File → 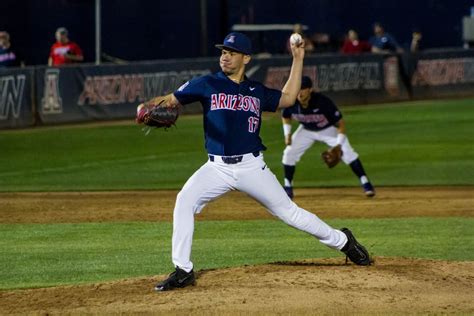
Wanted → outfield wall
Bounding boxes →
[0,68,35,129]
[1,49,473,128]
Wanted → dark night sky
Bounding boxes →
[1,0,472,65]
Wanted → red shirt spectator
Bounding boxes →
[341,30,371,54]
[48,27,83,66]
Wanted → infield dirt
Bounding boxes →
[1,187,473,315]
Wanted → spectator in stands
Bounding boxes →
[0,31,23,67]
[48,27,83,66]
[341,29,371,54]
[410,29,423,52]
[369,23,403,54]
[287,23,315,54]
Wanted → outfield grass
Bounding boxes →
[0,98,473,191]
[0,217,472,289]
[1,98,473,290]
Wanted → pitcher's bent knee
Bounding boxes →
[175,188,206,215]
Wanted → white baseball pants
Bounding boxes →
[171,152,348,272]
[282,125,359,166]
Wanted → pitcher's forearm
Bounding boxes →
[279,57,303,108]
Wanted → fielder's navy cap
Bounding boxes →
[215,32,252,55]
[301,76,313,89]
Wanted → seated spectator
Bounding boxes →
[286,23,315,54]
[369,23,403,54]
[48,27,84,66]
[0,31,22,67]
[410,29,423,52]
[341,29,371,54]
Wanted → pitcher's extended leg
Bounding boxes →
[238,157,347,250]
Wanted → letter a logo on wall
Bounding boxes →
[41,69,63,114]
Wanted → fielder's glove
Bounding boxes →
[136,101,179,129]
[321,145,342,168]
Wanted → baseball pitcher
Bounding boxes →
[136,32,372,292]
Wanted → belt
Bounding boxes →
[209,151,260,164]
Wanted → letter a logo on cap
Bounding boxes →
[227,35,235,43]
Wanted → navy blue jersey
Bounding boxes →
[174,71,282,156]
[0,47,19,67]
[282,92,342,131]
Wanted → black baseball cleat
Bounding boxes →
[340,228,372,266]
[154,267,196,291]
[284,186,294,199]
[362,182,375,197]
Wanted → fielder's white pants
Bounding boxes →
[172,152,348,272]
[282,125,359,166]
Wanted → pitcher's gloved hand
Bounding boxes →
[136,101,179,129]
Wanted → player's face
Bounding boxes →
[348,30,358,41]
[219,49,250,75]
[56,32,68,44]
[374,25,384,35]
[297,88,312,104]
[0,32,7,48]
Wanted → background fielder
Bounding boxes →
[282,76,375,198]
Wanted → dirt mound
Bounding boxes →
[1,257,473,315]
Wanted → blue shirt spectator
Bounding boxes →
[0,47,18,67]
[369,23,403,53]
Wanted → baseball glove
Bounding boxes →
[321,145,342,168]
[136,101,179,129]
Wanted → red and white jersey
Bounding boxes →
[49,41,83,66]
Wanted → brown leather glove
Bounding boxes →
[136,101,179,129]
[321,145,343,168]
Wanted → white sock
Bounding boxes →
[360,176,369,185]
[284,179,292,187]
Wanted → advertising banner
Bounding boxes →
[2,48,472,129]
[35,60,217,124]
[410,50,474,98]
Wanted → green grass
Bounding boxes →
[0,218,472,289]
[0,98,472,291]
[0,98,473,191]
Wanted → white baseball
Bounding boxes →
[290,33,303,45]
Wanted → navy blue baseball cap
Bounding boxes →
[215,32,252,55]
[301,76,313,89]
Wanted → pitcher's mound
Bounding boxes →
[2,257,473,315]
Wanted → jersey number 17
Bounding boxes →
[248,116,259,133]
